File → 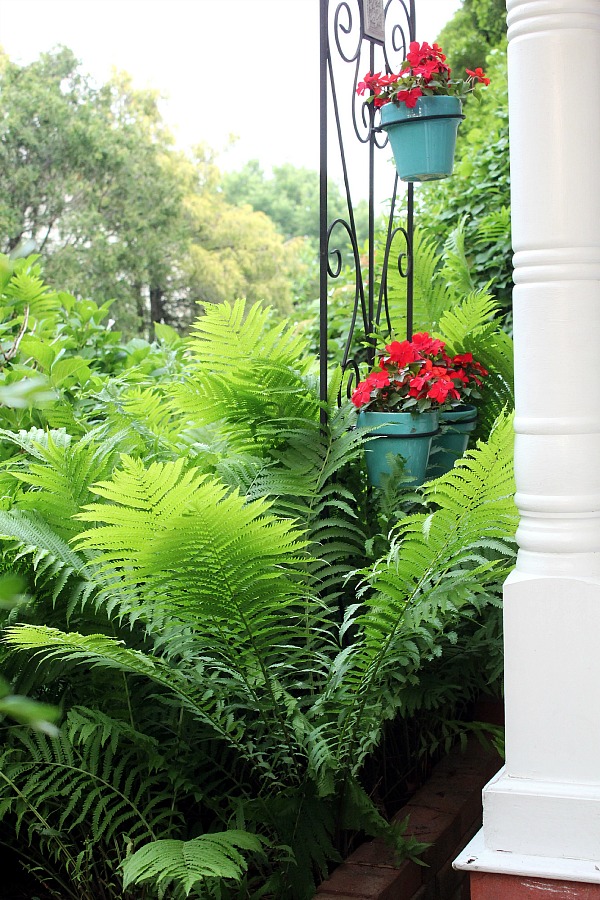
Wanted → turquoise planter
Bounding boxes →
[380,95,463,182]
[356,410,439,488]
[426,404,478,478]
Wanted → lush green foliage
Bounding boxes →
[222,160,368,248]
[0,50,311,333]
[402,2,511,316]
[415,46,510,312]
[437,0,507,77]
[0,257,515,899]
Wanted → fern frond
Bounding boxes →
[4,432,119,540]
[0,510,96,609]
[437,289,514,435]
[122,830,266,897]
[331,413,517,770]
[3,257,60,325]
[0,706,191,897]
[438,219,479,300]
[188,299,310,371]
[76,460,313,675]
[475,206,511,245]
[384,227,453,334]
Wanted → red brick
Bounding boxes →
[396,804,461,871]
[318,861,419,898]
[406,782,482,835]
[315,893,374,900]
[346,839,409,869]
[470,872,600,899]
[435,853,467,899]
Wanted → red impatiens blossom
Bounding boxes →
[452,352,473,366]
[385,340,421,367]
[466,67,490,86]
[351,370,390,407]
[412,333,445,356]
[351,380,372,407]
[351,331,487,413]
[427,379,460,404]
[406,41,437,68]
[451,353,489,387]
[357,72,381,96]
[451,368,470,386]
[396,87,422,109]
[356,39,489,110]
[412,59,443,80]
[366,370,391,390]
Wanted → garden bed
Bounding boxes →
[315,711,503,900]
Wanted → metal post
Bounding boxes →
[319,0,416,405]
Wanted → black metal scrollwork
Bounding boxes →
[320,0,416,406]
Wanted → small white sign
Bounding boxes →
[363,0,385,44]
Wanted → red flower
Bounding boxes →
[451,368,470,386]
[466,67,490,86]
[413,59,442,80]
[406,41,432,68]
[452,352,474,366]
[351,381,371,407]
[412,332,445,356]
[427,379,460,404]
[384,340,420,367]
[351,370,390,408]
[357,72,383,96]
[396,87,423,108]
[366,370,391,390]
[408,374,428,395]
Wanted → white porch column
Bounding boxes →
[455,0,600,889]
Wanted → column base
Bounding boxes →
[469,870,600,898]
[454,830,600,892]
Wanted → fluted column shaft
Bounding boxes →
[455,0,600,883]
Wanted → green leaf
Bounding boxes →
[121,830,266,895]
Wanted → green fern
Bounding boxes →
[330,413,517,772]
[436,289,514,436]
[437,219,479,300]
[188,299,311,372]
[0,705,192,898]
[383,227,454,335]
[171,301,320,453]
[122,830,266,898]
[1,429,120,540]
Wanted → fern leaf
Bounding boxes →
[121,830,265,896]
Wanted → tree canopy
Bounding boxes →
[411,5,511,314]
[222,160,368,247]
[0,47,311,332]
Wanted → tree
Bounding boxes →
[0,49,307,333]
[222,160,368,246]
[436,0,507,75]
[405,6,512,316]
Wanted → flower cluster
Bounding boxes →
[351,333,488,413]
[357,41,490,109]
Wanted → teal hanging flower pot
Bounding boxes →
[356,410,439,488]
[426,403,478,478]
[380,95,463,182]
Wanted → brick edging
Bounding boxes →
[314,738,502,900]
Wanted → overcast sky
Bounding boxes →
[0,0,462,200]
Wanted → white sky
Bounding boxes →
[0,0,462,200]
